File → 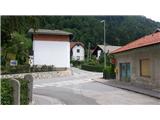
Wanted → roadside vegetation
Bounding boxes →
[1,65,56,75]
[1,79,29,105]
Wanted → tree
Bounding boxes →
[1,32,32,65]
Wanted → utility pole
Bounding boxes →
[101,20,106,68]
[87,42,90,62]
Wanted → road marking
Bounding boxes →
[34,79,93,88]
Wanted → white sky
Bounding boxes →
[145,16,160,22]
[0,0,160,23]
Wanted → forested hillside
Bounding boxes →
[1,16,160,65]
[2,16,160,48]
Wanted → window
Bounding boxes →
[77,49,80,53]
[140,59,151,77]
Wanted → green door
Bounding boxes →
[120,63,131,82]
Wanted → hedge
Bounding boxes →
[1,65,55,75]
[1,78,29,105]
[1,79,14,105]
[103,65,116,79]
[81,64,104,72]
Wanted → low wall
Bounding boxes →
[1,69,72,80]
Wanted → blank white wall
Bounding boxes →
[33,40,70,68]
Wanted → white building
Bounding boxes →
[29,28,73,68]
[92,45,121,59]
[70,42,85,61]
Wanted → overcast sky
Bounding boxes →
[145,16,160,22]
[1,0,160,23]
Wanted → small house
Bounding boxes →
[112,29,160,89]
[70,42,85,61]
[92,45,121,59]
[29,29,73,68]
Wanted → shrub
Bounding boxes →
[103,65,115,79]
[31,65,55,72]
[87,59,98,65]
[41,65,48,72]
[1,78,30,105]
[81,64,104,72]
[16,64,30,73]
[71,60,84,67]
[1,79,14,105]
[47,65,55,71]
[1,64,56,74]
[2,64,30,74]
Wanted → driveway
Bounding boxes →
[33,67,160,105]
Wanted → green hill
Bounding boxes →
[2,16,160,48]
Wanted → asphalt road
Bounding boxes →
[33,67,160,105]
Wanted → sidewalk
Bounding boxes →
[94,78,160,99]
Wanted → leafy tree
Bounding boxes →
[1,16,160,66]
[2,32,32,65]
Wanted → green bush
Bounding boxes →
[87,59,98,65]
[81,64,104,72]
[1,79,14,105]
[31,65,55,72]
[1,64,55,74]
[1,64,30,74]
[16,64,30,73]
[71,60,84,67]
[41,65,48,72]
[103,65,115,79]
[1,78,29,105]
[47,65,55,71]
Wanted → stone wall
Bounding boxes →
[1,69,72,80]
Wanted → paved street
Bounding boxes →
[33,67,160,105]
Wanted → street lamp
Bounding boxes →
[101,20,106,68]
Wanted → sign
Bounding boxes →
[10,60,18,66]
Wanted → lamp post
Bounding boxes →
[101,20,106,68]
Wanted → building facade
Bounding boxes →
[70,42,85,61]
[92,45,121,59]
[29,29,73,68]
[112,30,160,89]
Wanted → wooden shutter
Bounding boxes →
[140,59,151,77]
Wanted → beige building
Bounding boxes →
[112,30,160,89]
[92,45,121,59]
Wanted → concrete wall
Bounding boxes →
[33,40,70,68]
[71,45,85,61]
[115,44,160,88]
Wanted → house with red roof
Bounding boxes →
[112,29,160,89]
[70,42,85,61]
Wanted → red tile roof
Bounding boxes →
[112,31,160,54]
[70,42,84,49]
